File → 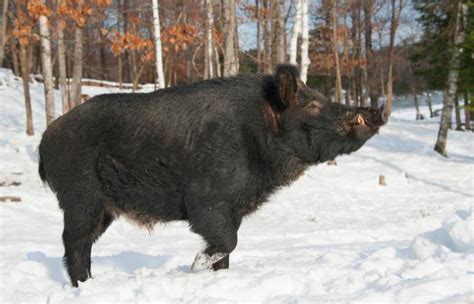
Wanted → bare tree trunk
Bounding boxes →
[300,0,310,83]
[233,10,239,69]
[263,0,272,73]
[289,0,301,65]
[0,0,9,66]
[99,23,107,79]
[435,2,466,157]
[131,49,138,91]
[426,91,434,118]
[29,44,37,75]
[256,0,262,72]
[223,0,239,76]
[464,90,471,130]
[350,0,360,106]
[20,44,33,135]
[331,0,342,103]
[345,81,351,106]
[152,0,165,88]
[117,0,123,89]
[380,57,385,99]
[214,45,221,77]
[351,76,357,105]
[57,17,69,114]
[274,0,285,64]
[204,0,214,79]
[362,0,372,107]
[454,93,463,130]
[412,87,422,120]
[70,25,83,109]
[11,41,20,76]
[123,0,131,83]
[385,0,404,116]
[38,11,55,125]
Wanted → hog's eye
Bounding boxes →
[304,101,324,116]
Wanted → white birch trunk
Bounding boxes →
[205,0,214,79]
[289,0,302,65]
[38,14,55,125]
[385,0,404,115]
[300,0,310,83]
[435,2,467,157]
[20,44,33,135]
[274,0,286,64]
[152,0,165,88]
[70,26,83,108]
[332,0,342,103]
[223,0,239,76]
[57,11,69,114]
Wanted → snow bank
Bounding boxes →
[409,208,473,260]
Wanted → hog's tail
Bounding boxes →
[38,152,47,183]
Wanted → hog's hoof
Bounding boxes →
[191,251,227,271]
[69,268,90,287]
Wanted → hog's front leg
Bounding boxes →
[188,200,240,271]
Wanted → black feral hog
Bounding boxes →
[38,65,386,287]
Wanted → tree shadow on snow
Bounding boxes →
[27,251,172,284]
[27,251,68,284]
[353,154,473,197]
[92,251,171,274]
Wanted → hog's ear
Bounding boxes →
[275,64,300,109]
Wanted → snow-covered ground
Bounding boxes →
[0,69,473,303]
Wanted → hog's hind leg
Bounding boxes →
[60,191,113,287]
[82,210,114,279]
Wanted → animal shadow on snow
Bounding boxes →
[27,251,172,284]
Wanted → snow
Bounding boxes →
[0,68,473,303]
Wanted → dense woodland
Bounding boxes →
[0,0,472,156]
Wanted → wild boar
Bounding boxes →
[38,65,387,287]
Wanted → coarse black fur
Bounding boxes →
[38,65,387,287]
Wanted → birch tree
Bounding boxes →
[70,25,83,108]
[37,4,55,125]
[263,0,272,73]
[300,0,310,83]
[434,1,467,157]
[20,44,33,135]
[0,0,9,66]
[362,0,372,107]
[385,0,404,115]
[57,5,68,114]
[223,0,239,76]
[289,0,302,65]
[255,0,262,72]
[12,0,33,134]
[274,0,285,64]
[151,0,165,88]
[204,0,214,79]
[331,0,342,103]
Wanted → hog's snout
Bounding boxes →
[378,104,388,125]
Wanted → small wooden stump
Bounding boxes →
[0,196,21,203]
[379,175,386,186]
[0,181,21,187]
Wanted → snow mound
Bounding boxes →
[409,208,474,260]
